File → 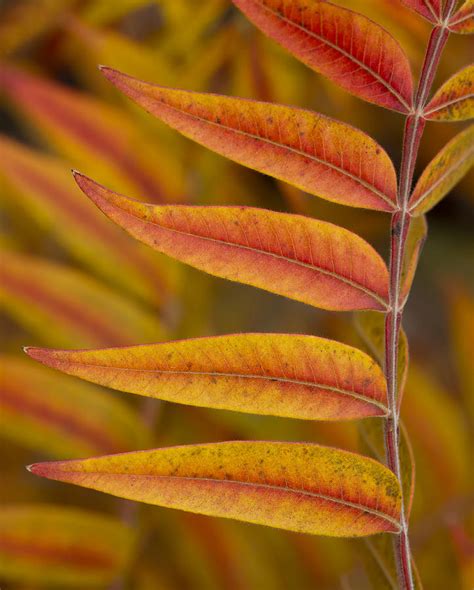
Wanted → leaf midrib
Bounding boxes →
[449,9,474,27]
[50,468,401,531]
[425,92,474,117]
[49,358,388,412]
[256,0,412,113]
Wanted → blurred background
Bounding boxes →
[0,1,472,588]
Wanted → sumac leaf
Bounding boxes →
[28,441,402,537]
[401,0,441,22]
[0,356,150,458]
[25,333,388,421]
[358,420,415,518]
[361,534,423,590]
[354,311,409,405]
[424,64,474,122]
[75,174,390,311]
[448,285,474,416]
[409,125,474,215]
[400,215,428,303]
[448,1,474,34]
[100,67,398,211]
[232,0,414,113]
[403,364,470,503]
[0,504,134,587]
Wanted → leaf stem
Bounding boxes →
[384,3,457,588]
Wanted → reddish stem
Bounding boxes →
[384,2,457,588]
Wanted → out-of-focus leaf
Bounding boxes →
[361,533,423,590]
[67,16,236,95]
[0,355,150,458]
[402,364,470,506]
[401,215,428,303]
[448,1,474,34]
[409,125,474,215]
[0,64,186,203]
[448,521,474,590]
[401,0,441,22]
[79,0,152,24]
[0,136,170,305]
[0,0,75,55]
[75,174,390,311]
[232,0,414,113]
[159,0,227,57]
[28,441,402,537]
[26,333,388,420]
[65,16,176,88]
[0,249,164,348]
[100,67,398,212]
[354,311,409,403]
[358,420,415,517]
[447,285,474,420]
[0,504,134,587]
[424,64,474,122]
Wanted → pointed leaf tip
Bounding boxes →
[75,175,390,312]
[99,68,397,211]
[24,346,51,363]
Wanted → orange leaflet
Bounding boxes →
[354,311,409,404]
[358,420,415,518]
[448,1,474,34]
[401,0,441,22]
[424,64,474,122]
[100,67,397,211]
[232,0,414,113]
[409,125,474,215]
[25,333,388,421]
[400,215,428,303]
[74,174,390,311]
[0,504,133,586]
[1,356,150,458]
[27,441,402,537]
